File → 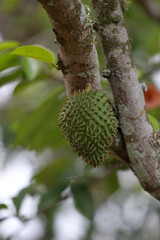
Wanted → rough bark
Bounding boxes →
[37,0,160,199]
[92,0,160,200]
[38,0,130,165]
[37,0,101,95]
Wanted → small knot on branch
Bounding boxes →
[102,69,111,78]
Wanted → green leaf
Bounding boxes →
[0,52,19,71]
[21,57,41,81]
[0,41,20,51]
[13,81,30,95]
[148,107,160,122]
[14,85,66,150]
[13,185,35,215]
[38,182,68,212]
[0,218,7,222]
[148,113,159,131]
[34,158,73,213]
[2,0,20,12]
[33,158,71,188]
[71,181,94,221]
[105,170,119,196]
[0,204,8,210]
[0,68,22,86]
[11,45,56,66]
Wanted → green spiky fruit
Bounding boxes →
[59,90,118,167]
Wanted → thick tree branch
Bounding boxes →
[37,0,130,165]
[92,0,160,200]
[135,0,160,24]
[37,0,101,95]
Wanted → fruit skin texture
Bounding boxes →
[59,90,118,167]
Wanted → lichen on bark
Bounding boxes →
[38,0,160,199]
[92,0,160,200]
[38,0,101,95]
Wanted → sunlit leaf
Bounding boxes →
[148,107,160,122]
[0,41,20,51]
[105,170,119,196]
[71,181,94,220]
[21,57,41,81]
[11,45,56,66]
[148,113,159,131]
[0,52,19,71]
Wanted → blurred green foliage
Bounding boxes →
[0,0,160,239]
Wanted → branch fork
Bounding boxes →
[38,0,160,200]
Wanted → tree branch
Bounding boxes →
[111,130,129,164]
[37,1,160,199]
[135,0,160,24]
[37,0,130,165]
[37,0,101,95]
[92,0,160,200]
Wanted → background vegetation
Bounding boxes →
[0,0,160,239]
